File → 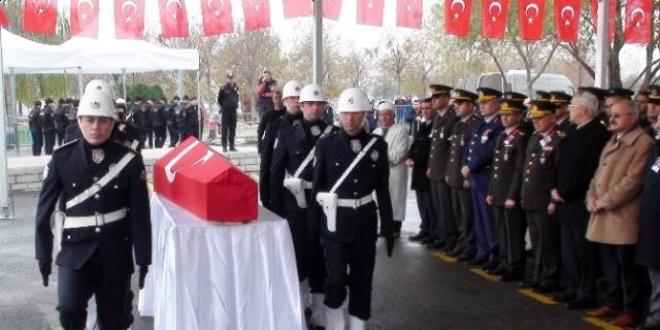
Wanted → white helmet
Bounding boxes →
[377,102,395,112]
[299,84,326,103]
[337,87,369,113]
[282,80,303,99]
[115,97,126,105]
[77,89,116,118]
[84,79,113,98]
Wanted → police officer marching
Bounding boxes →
[35,87,151,330]
[313,87,394,330]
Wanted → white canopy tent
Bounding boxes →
[1,28,81,73]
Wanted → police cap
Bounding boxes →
[606,87,634,99]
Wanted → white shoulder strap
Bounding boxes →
[292,125,333,178]
[330,137,378,194]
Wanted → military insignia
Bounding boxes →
[481,129,491,144]
[460,137,465,146]
[90,101,101,109]
[347,97,354,105]
[273,138,279,149]
[91,149,105,164]
[370,150,379,161]
[540,157,546,165]
[503,153,509,161]
[652,157,660,173]
[350,139,362,153]
[310,125,321,136]
[42,165,49,180]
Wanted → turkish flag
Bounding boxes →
[0,3,9,28]
[397,0,423,29]
[71,0,100,37]
[518,0,545,41]
[555,0,580,43]
[445,0,472,37]
[624,0,651,44]
[115,0,145,39]
[357,0,385,26]
[283,0,311,18]
[242,0,271,30]
[590,0,615,42]
[323,0,342,20]
[201,0,234,35]
[159,0,189,38]
[23,0,59,34]
[482,0,508,38]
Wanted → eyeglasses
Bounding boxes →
[610,112,635,119]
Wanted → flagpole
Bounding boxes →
[594,0,609,88]
[312,0,323,85]
[0,27,14,219]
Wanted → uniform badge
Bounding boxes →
[460,137,465,146]
[481,130,491,144]
[350,139,362,153]
[370,150,379,161]
[503,153,509,161]
[652,157,660,173]
[91,149,105,164]
[42,165,49,180]
[310,125,321,136]
[273,138,279,150]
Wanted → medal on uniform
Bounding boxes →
[440,130,444,139]
[503,152,509,161]
[460,137,465,146]
[652,157,660,173]
[481,130,491,144]
[539,139,547,147]
[540,156,546,165]
[350,139,362,153]
[310,125,321,136]
[91,149,105,164]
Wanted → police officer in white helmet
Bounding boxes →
[312,87,394,330]
[35,88,151,330]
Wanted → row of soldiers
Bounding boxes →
[408,83,660,329]
[28,98,78,156]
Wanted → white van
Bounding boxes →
[466,69,576,97]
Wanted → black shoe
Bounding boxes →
[464,257,487,266]
[440,244,456,254]
[408,232,429,241]
[230,147,238,151]
[532,282,561,293]
[565,298,597,310]
[447,247,464,257]
[426,240,445,250]
[481,261,499,272]
[486,264,507,276]
[552,292,576,303]
[500,271,524,282]
[457,252,475,262]
[518,280,539,288]
[420,236,436,245]
[222,147,228,152]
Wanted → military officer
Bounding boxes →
[503,91,533,134]
[536,91,552,101]
[270,83,334,328]
[35,88,151,330]
[259,80,303,211]
[425,84,459,251]
[29,100,44,156]
[486,99,529,280]
[519,100,564,292]
[550,91,573,132]
[636,90,651,129]
[445,89,482,262]
[312,87,393,330]
[462,87,504,269]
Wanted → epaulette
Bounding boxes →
[53,139,79,153]
[112,140,139,154]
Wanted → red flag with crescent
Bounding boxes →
[518,0,545,40]
[357,0,385,26]
[323,0,342,20]
[482,0,508,38]
[0,2,9,28]
[71,0,100,37]
[159,0,189,38]
[590,0,615,42]
[445,0,472,37]
[555,0,580,42]
[24,0,59,34]
[397,0,422,29]
[283,0,311,18]
[114,0,145,38]
[624,0,651,44]
[242,0,271,30]
[201,0,234,35]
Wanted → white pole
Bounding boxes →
[312,0,323,85]
[0,28,14,219]
[77,67,83,98]
[594,0,609,88]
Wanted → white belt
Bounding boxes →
[63,208,127,229]
[286,171,313,189]
[337,195,373,208]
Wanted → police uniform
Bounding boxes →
[520,101,564,291]
[218,75,240,151]
[445,90,482,261]
[257,105,285,154]
[43,99,57,155]
[35,90,151,330]
[152,100,168,148]
[28,103,44,156]
[427,84,460,250]
[55,99,70,146]
[407,114,435,242]
[465,88,504,267]
[166,98,180,147]
[487,101,529,280]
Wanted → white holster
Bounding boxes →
[283,177,308,208]
[51,211,65,253]
[316,192,338,232]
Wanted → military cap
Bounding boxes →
[499,100,526,115]
[477,87,502,103]
[535,91,552,101]
[606,87,634,99]
[429,84,452,97]
[503,91,528,102]
[549,91,572,105]
[648,85,660,104]
[527,100,559,119]
[578,87,606,101]
[451,89,478,103]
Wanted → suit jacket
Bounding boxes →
[586,127,654,244]
[488,126,529,206]
[35,139,151,279]
[407,120,433,191]
[464,115,503,191]
[428,108,459,181]
[521,126,564,211]
[373,124,409,220]
[636,145,660,267]
[446,115,482,189]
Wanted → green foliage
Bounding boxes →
[119,83,166,101]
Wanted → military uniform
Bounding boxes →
[407,119,436,241]
[28,104,44,156]
[35,137,151,329]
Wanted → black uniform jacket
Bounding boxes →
[35,139,151,279]
[407,120,433,191]
[636,144,660,268]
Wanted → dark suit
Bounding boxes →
[408,120,435,238]
[521,126,564,285]
[312,129,392,320]
[428,108,459,247]
[35,139,151,329]
[489,126,529,274]
[446,115,482,257]
[555,119,609,301]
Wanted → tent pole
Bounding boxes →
[312,0,323,85]
[10,68,18,156]
[0,28,15,219]
[122,69,127,99]
[197,71,202,139]
[594,0,609,88]
[78,67,83,98]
